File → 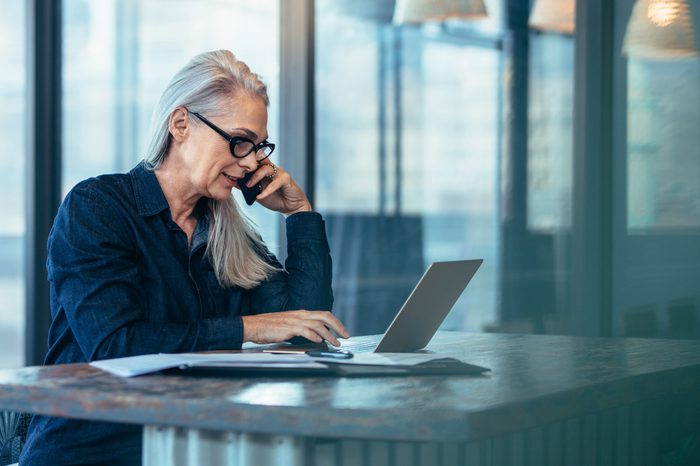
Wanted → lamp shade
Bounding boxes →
[393,0,488,25]
[528,0,576,34]
[623,0,698,59]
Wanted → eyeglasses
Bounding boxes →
[188,111,275,162]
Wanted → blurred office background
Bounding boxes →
[1,0,698,368]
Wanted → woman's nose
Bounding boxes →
[239,153,259,172]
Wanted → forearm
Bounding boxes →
[282,212,334,310]
[85,316,244,361]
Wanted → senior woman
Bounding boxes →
[20,50,348,465]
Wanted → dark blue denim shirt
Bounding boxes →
[21,161,333,465]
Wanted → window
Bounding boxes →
[315,1,502,334]
[611,0,700,339]
[315,0,584,336]
[0,0,26,368]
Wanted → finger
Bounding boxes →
[297,327,324,343]
[301,311,350,339]
[305,311,350,339]
[308,321,341,347]
[246,164,276,187]
[256,175,286,200]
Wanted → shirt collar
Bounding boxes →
[130,161,170,217]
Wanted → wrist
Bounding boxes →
[241,315,256,343]
[286,203,313,217]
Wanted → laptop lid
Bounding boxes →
[373,259,483,352]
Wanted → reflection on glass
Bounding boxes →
[62,0,281,250]
[0,0,26,369]
[627,59,700,231]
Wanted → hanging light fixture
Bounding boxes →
[393,0,488,25]
[623,0,698,59]
[528,0,576,35]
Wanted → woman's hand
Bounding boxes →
[241,162,312,215]
[242,310,350,347]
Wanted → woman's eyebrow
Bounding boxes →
[230,127,268,141]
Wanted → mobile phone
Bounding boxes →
[239,171,261,205]
[305,349,354,359]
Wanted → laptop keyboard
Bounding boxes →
[337,336,380,353]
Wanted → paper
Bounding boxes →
[306,353,451,366]
[90,351,467,378]
[90,353,185,377]
[90,352,317,377]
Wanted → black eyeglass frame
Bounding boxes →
[188,110,275,161]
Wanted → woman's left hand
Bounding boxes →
[243,162,312,215]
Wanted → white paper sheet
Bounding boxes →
[90,352,316,377]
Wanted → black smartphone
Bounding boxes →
[239,171,261,205]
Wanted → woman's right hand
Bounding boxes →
[242,310,350,347]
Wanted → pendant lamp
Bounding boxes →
[393,0,488,25]
[528,0,576,34]
[623,0,698,59]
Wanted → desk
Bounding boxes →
[2,332,700,465]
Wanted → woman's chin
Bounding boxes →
[209,187,234,202]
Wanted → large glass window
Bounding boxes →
[315,1,502,335]
[316,0,581,337]
[609,0,700,340]
[613,0,700,339]
[0,0,26,368]
[63,0,281,250]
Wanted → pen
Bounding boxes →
[306,349,354,359]
[262,349,308,354]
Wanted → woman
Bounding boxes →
[21,49,348,465]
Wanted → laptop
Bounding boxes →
[340,259,483,353]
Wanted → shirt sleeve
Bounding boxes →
[245,212,334,314]
[47,182,243,361]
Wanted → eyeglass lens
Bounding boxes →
[230,140,273,160]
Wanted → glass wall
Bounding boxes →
[0,1,26,369]
[613,0,700,339]
[315,0,503,335]
[315,0,580,337]
[62,0,281,250]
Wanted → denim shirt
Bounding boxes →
[21,161,333,465]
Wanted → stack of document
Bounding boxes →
[90,352,488,378]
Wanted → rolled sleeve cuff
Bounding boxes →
[195,317,244,350]
[286,212,326,242]
[286,211,327,243]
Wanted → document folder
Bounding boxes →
[320,357,489,377]
[90,352,490,378]
[172,356,488,378]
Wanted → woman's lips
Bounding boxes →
[222,173,239,186]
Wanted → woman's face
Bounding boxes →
[180,93,269,201]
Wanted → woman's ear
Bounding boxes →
[168,107,190,142]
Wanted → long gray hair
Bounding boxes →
[144,50,279,289]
